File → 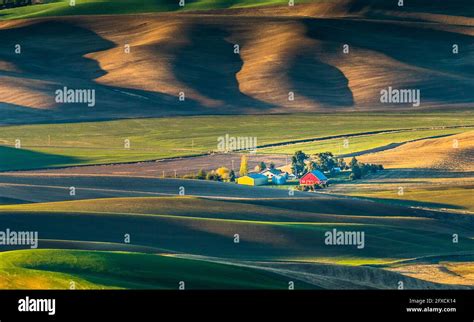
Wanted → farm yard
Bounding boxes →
[0,0,473,291]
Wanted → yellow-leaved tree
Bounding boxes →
[239,155,248,177]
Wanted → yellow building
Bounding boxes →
[236,174,268,186]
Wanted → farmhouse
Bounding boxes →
[237,173,268,186]
[260,168,283,179]
[299,170,328,186]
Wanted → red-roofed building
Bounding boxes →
[299,170,328,186]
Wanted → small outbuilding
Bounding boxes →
[299,170,328,186]
[237,173,268,186]
[271,174,287,185]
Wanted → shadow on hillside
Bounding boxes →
[224,197,474,227]
[0,21,114,79]
[287,49,354,107]
[375,169,474,179]
[348,0,474,18]
[170,24,275,109]
[0,145,83,171]
[301,18,474,105]
[0,20,205,123]
[346,195,465,211]
[0,211,311,259]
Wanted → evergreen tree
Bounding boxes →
[229,170,236,182]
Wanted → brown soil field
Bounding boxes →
[357,131,474,171]
[389,262,474,286]
[7,153,288,178]
[330,132,474,213]
[0,2,472,124]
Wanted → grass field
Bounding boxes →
[1,112,473,171]
[340,183,474,213]
[259,128,468,156]
[1,196,473,264]
[0,249,311,289]
[0,0,311,20]
[1,195,474,288]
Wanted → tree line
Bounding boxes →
[291,150,383,180]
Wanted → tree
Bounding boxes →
[229,170,236,182]
[291,151,309,178]
[216,167,231,181]
[351,164,362,179]
[337,158,347,170]
[206,172,215,180]
[360,163,370,176]
[206,171,221,181]
[239,155,248,177]
[305,161,320,173]
[196,169,206,180]
[369,164,378,173]
[350,157,359,169]
[314,152,336,172]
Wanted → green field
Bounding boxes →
[344,186,474,213]
[0,249,311,289]
[1,112,473,171]
[1,196,473,264]
[259,128,468,156]
[0,0,311,20]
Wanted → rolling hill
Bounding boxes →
[330,131,474,213]
[1,0,472,20]
[357,131,474,170]
[0,249,315,289]
[0,0,472,123]
[0,196,473,288]
[1,196,473,263]
[0,0,472,291]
